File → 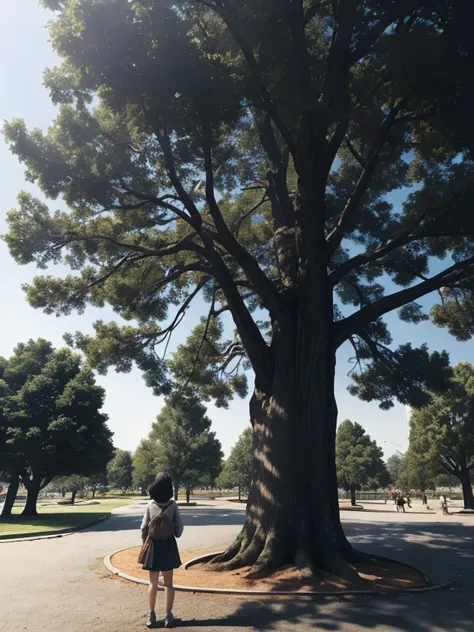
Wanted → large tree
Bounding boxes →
[336,420,389,506]
[0,339,113,516]
[150,392,223,500]
[4,0,474,575]
[218,427,253,500]
[407,362,474,509]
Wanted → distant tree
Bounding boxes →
[150,392,223,501]
[86,472,108,498]
[386,453,406,487]
[397,449,437,493]
[107,449,134,491]
[407,363,474,509]
[60,474,89,504]
[0,339,114,516]
[132,439,157,495]
[218,428,253,501]
[336,421,390,506]
[434,472,460,491]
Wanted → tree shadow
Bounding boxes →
[178,521,474,631]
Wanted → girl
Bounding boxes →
[141,472,183,629]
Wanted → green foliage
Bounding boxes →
[0,339,114,502]
[4,1,474,420]
[397,450,437,492]
[107,449,134,490]
[217,427,253,493]
[406,363,474,498]
[386,453,406,487]
[149,391,223,497]
[336,420,390,495]
[132,438,157,493]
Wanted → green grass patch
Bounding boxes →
[0,498,131,539]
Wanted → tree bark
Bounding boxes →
[174,481,180,501]
[71,488,78,505]
[22,483,40,517]
[350,488,357,507]
[211,276,362,579]
[238,485,241,502]
[459,467,474,510]
[186,486,191,504]
[1,472,20,518]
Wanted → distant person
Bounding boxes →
[140,472,183,629]
[406,493,412,509]
[440,494,449,515]
[396,494,406,513]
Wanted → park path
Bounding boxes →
[1,499,474,632]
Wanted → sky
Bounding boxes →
[1,2,473,460]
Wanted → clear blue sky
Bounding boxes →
[1,2,473,459]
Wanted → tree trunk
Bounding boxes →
[211,281,362,580]
[71,488,78,505]
[174,482,180,501]
[459,467,474,510]
[22,483,40,517]
[1,472,20,518]
[238,485,241,502]
[350,488,357,507]
[186,486,191,504]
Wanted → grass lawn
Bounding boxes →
[0,498,132,539]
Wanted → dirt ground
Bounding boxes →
[112,546,428,593]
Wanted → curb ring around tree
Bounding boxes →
[104,548,453,597]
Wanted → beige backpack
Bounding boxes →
[148,501,174,540]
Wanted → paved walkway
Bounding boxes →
[1,499,473,631]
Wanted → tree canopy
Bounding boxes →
[0,339,113,516]
[336,420,389,505]
[407,362,474,508]
[4,0,474,574]
[218,427,253,500]
[107,449,134,491]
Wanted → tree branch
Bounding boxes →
[334,255,474,347]
[202,134,282,318]
[326,104,401,254]
[182,287,216,390]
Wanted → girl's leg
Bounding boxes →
[148,571,160,611]
[162,570,175,615]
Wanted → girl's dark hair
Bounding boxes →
[148,472,173,503]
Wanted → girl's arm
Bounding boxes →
[173,504,184,538]
[140,505,150,541]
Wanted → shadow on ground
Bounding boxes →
[178,521,474,631]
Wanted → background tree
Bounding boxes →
[0,339,113,516]
[59,474,89,504]
[4,0,474,575]
[107,449,134,492]
[407,363,474,509]
[434,472,460,491]
[336,421,390,506]
[397,448,437,493]
[218,428,253,501]
[386,453,406,488]
[150,392,223,501]
[132,439,157,495]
